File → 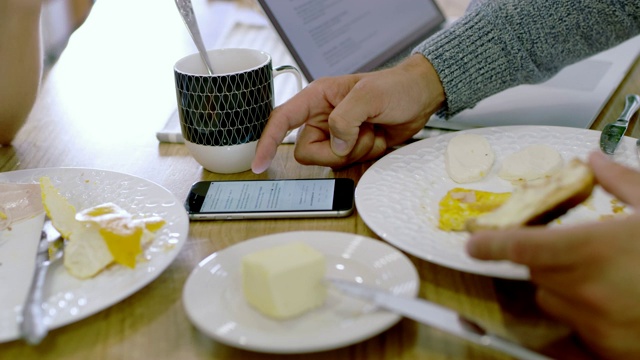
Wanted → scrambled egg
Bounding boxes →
[611,199,627,214]
[438,188,511,231]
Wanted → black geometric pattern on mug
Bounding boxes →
[175,64,274,146]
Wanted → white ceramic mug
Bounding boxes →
[174,48,302,174]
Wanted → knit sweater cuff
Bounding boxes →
[413,7,537,118]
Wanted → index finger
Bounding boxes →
[251,77,358,174]
[251,104,306,174]
[251,84,326,174]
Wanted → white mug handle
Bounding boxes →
[273,65,303,93]
[272,65,304,141]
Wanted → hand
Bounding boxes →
[251,54,445,173]
[466,151,640,359]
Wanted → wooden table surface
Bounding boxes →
[1,0,638,359]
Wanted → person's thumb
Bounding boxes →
[589,151,640,207]
[327,104,366,157]
[331,135,351,156]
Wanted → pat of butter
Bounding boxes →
[242,242,326,319]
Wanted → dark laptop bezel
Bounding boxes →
[256,0,447,82]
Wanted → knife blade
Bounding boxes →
[19,218,61,345]
[600,94,640,155]
[329,279,551,360]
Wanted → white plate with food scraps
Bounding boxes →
[0,168,188,343]
[356,125,640,280]
[182,231,419,354]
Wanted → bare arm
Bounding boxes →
[0,0,43,145]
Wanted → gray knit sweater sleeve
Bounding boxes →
[413,0,640,118]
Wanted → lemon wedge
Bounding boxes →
[40,176,77,238]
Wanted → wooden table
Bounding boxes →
[1,0,638,358]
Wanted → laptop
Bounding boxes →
[257,0,447,82]
[257,0,640,131]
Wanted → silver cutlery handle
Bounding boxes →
[174,0,215,75]
[20,261,50,345]
[620,94,640,122]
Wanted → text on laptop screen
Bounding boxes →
[258,0,445,81]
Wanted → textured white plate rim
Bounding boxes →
[182,230,420,354]
[356,125,640,280]
[0,167,189,342]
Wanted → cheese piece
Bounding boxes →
[75,203,165,269]
[499,144,563,181]
[62,202,165,278]
[445,134,495,183]
[63,222,115,279]
[39,177,166,279]
[242,242,326,319]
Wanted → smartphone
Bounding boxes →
[185,178,355,220]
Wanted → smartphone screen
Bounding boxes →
[185,178,355,219]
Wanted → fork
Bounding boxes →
[20,218,63,345]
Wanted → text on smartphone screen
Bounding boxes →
[201,180,335,212]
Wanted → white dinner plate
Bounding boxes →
[356,125,640,280]
[182,231,419,354]
[0,168,189,343]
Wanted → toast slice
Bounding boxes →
[466,158,595,231]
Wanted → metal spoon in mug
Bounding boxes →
[174,0,215,75]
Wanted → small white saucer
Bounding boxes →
[182,231,419,354]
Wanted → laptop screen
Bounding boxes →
[258,0,445,81]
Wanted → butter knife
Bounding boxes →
[600,94,640,155]
[329,279,551,360]
[20,219,62,345]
